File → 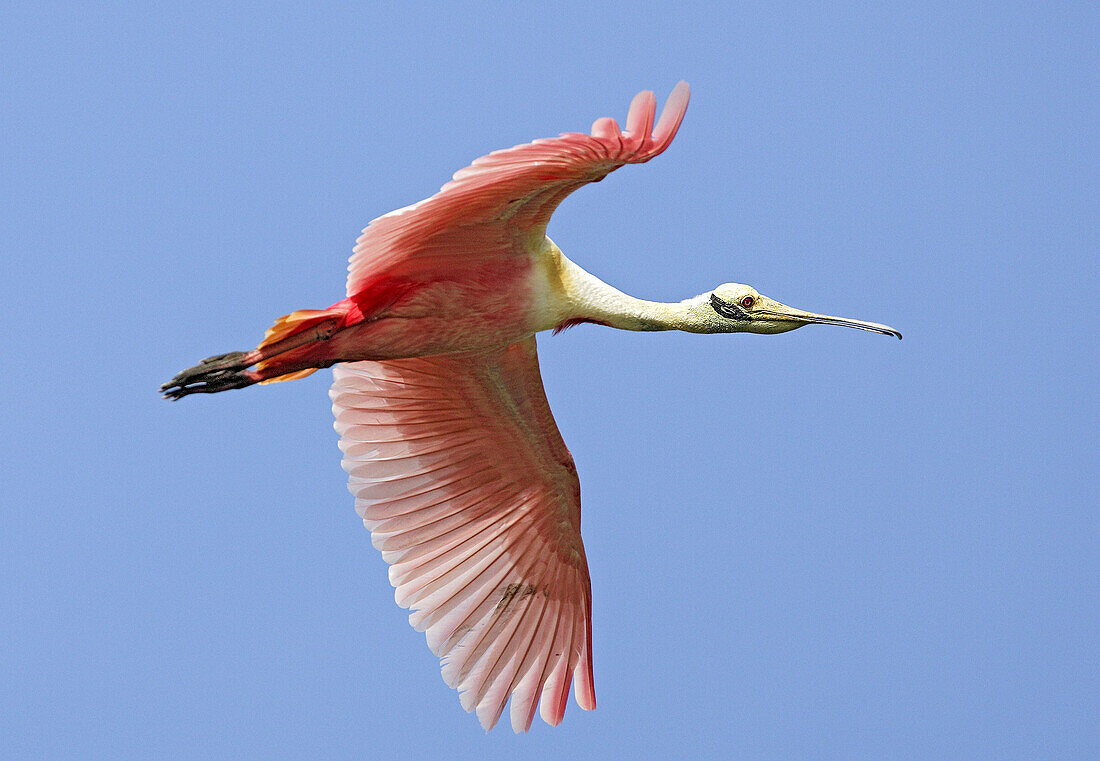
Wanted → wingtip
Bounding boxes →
[590,116,622,140]
[650,80,691,153]
[624,89,657,142]
[476,704,502,733]
[574,659,596,711]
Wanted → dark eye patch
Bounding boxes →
[710,293,752,321]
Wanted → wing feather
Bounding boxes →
[330,336,594,731]
[345,82,690,298]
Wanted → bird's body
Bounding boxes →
[316,238,579,361]
[163,83,900,732]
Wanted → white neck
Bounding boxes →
[552,250,712,333]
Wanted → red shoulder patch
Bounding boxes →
[334,276,421,327]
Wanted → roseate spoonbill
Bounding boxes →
[162,82,901,732]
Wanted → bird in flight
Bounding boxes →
[162,82,901,732]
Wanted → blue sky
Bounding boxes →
[2,1,1096,758]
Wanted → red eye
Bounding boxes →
[740,296,755,309]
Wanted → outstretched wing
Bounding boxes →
[346,82,690,297]
[329,337,594,732]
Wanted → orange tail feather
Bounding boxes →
[255,308,342,384]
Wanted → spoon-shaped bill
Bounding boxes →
[759,301,902,339]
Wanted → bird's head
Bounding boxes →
[696,283,902,339]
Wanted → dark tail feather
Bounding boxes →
[162,308,344,400]
[160,351,259,399]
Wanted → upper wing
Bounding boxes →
[329,337,594,732]
[346,82,690,297]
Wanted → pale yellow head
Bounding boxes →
[696,283,902,338]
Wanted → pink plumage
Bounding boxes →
[343,81,690,301]
[325,84,688,730]
[164,80,900,730]
[164,83,694,731]
[331,339,594,731]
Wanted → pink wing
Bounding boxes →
[330,337,594,732]
[346,81,690,298]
